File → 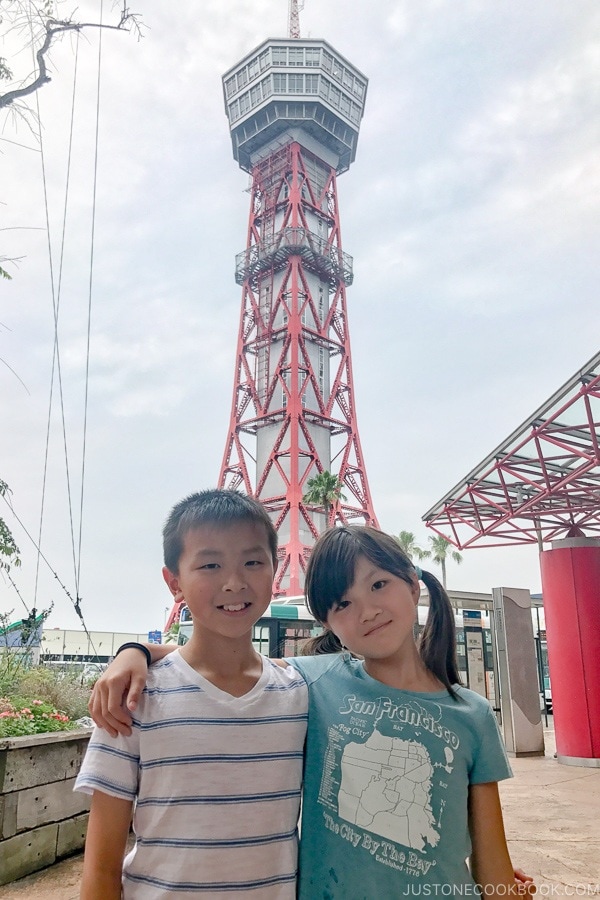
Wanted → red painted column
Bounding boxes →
[540,538,600,765]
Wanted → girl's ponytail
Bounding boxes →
[301,629,344,656]
[418,569,462,699]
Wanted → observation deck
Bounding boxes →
[222,38,368,174]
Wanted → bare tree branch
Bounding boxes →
[0,2,144,276]
[0,1,144,110]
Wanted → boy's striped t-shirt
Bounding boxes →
[75,650,308,898]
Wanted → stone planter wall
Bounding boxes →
[0,729,92,885]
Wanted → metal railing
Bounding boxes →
[235,226,353,286]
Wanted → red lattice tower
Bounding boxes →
[220,39,378,596]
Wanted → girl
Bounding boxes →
[290,525,516,898]
[91,525,522,898]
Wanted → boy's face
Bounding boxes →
[163,521,275,641]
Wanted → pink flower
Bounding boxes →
[21,708,32,715]
[32,700,43,706]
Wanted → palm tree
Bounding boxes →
[164,622,181,644]
[395,531,431,562]
[302,471,346,527]
[427,535,462,588]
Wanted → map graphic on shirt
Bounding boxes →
[337,728,440,852]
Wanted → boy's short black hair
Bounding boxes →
[163,489,278,574]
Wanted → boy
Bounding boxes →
[76,489,308,899]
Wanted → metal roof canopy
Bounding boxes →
[424,351,600,550]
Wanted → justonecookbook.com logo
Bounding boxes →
[398,886,600,897]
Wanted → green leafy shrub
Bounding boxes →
[14,667,91,720]
[0,647,93,736]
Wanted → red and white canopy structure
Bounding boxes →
[424,350,600,766]
[424,351,600,550]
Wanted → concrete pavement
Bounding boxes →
[500,726,600,895]
[1,724,598,899]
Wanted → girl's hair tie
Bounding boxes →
[415,566,423,581]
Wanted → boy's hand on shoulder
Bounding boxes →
[89,649,149,737]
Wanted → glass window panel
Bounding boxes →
[252,624,271,655]
[272,47,287,65]
[282,626,313,657]
[289,47,304,66]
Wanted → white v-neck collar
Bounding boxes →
[169,649,269,705]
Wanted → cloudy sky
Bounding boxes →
[2,0,599,634]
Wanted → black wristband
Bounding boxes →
[115,641,151,667]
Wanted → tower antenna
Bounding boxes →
[288,0,304,39]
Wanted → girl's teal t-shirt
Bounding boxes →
[288,653,512,899]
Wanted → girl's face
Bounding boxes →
[325,554,420,662]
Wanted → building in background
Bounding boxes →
[41,629,155,665]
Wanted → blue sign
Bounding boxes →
[148,630,162,644]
